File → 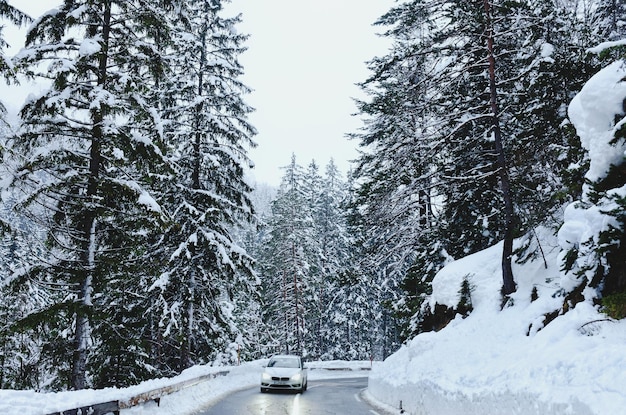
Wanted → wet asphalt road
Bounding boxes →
[196,377,392,415]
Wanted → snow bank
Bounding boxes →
[124,363,263,415]
[0,364,256,415]
[367,230,626,415]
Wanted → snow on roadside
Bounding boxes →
[123,363,262,415]
[367,230,626,415]
[125,360,375,415]
[0,364,243,415]
[0,360,373,415]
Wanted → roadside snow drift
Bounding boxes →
[368,233,626,415]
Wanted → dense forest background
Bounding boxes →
[1,0,625,392]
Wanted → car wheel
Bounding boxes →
[260,387,267,393]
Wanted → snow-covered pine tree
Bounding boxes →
[6,0,174,390]
[0,2,29,159]
[351,0,601,324]
[298,160,325,357]
[342,171,402,359]
[592,0,626,41]
[257,155,318,356]
[232,183,276,358]
[349,0,445,343]
[0,1,30,108]
[428,0,517,269]
[152,0,258,372]
[481,0,517,295]
[255,157,370,359]
[351,2,436,270]
[347,0,462,333]
[0,190,57,389]
[299,159,357,358]
[0,1,29,245]
[509,0,592,263]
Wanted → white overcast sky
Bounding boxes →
[225,0,393,185]
[5,0,393,186]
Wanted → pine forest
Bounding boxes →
[1,0,626,393]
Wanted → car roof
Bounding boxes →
[270,354,301,359]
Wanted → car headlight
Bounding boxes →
[290,373,302,382]
[262,373,271,381]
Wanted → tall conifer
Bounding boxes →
[8,0,173,389]
[152,0,257,372]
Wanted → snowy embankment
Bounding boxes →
[0,360,373,415]
[367,230,626,415]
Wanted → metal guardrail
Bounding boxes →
[309,366,371,371]
[45,370,230,415]
[46,400,120,415]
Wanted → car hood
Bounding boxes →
[264,367,301,377]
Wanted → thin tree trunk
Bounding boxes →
[483,0,516,296]
[192,17,207,190]
[73,219,96,390]
[283,270,288,354]
[182,267,195,369]
[71,0,111,390]
[293,242,301,354]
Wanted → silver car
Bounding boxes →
[260,355,308,393]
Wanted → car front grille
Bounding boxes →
[272,377,290,381]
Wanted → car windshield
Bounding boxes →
[268,357,300,368]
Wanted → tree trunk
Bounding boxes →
[182,266,195,369]
[71,0,111,390]
[72,219,96,390]
[293,242,302,354]
[483,0,516,296]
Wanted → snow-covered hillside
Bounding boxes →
[368,229,626,414]
[367,51,626,415]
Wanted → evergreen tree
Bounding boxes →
[349,0,438,340]
[350,0,604,334]
[343,171,402,359]
[426,1,522,292]
[393,233,449,340]
[593,0,626,40]
[0,1,30,155]
[152,0,257,372]
[254,157,375,359]
[237,182,277,358]
[0,192,56,389]
[258,155,316,355]
[0,1,30,96]
[309,160,353,357]
[509,1,592,264]
[6,0,174,389]
[298,160,325,356]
